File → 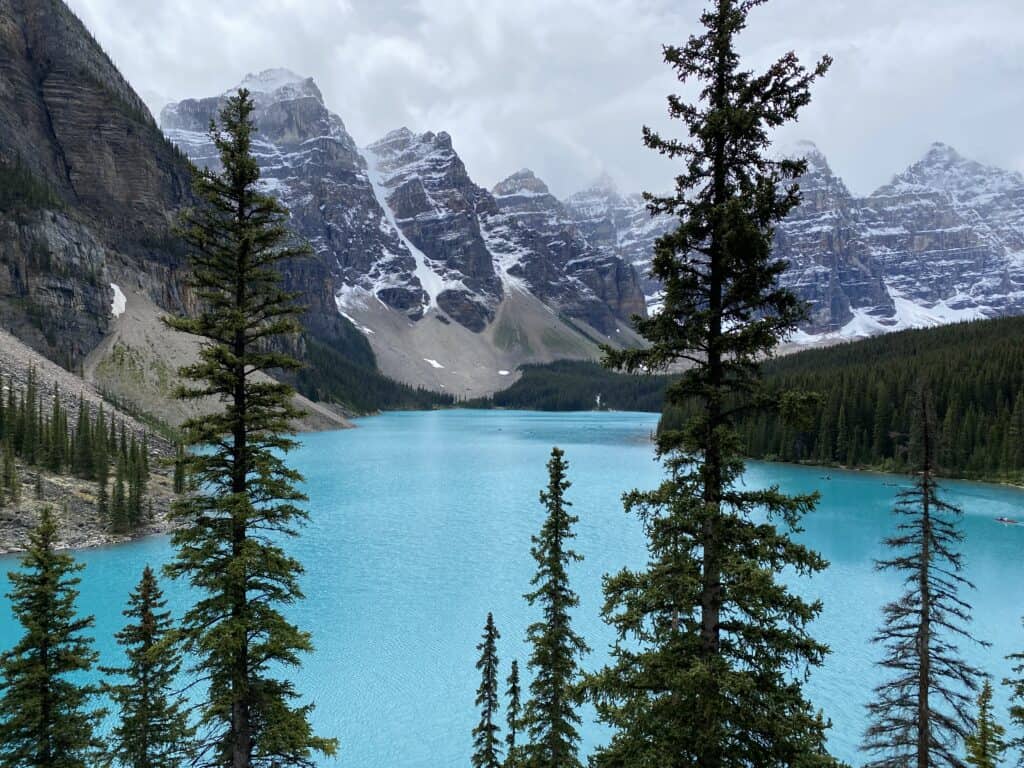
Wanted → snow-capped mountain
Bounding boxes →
[565,141,1024,343]
[564,175,674,306]
[160,70,645,394]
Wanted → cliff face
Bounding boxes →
[0,0,193,366]
[566,142,1024,341]
[162,73,647,395]
[488,168,646,333]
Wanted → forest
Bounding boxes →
[662,315,1024,481]
[466,360,675,412]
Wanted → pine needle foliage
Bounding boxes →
[964,679,1006,768]
[162,88,336,768]
[103,565,195,768]
[505,659,522,768]
[473,613,503,768]
[521,447,588,768]
[587,1,837,766]
[1008,628,1024,766]
[862,388,984,768]
[0,508,103,767]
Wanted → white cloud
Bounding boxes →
[65,0,1024,198]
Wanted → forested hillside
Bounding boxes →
[662,317,1024,481]
[467,361,675,412]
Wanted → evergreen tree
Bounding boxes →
[1006,625,1024,765]
[589,2,836,766]
[103,566,194,768]
[505,659,522,768]
[0,508,102,767]
[473,613,503,768]
[163,89,336,768]
[862,387,984,768]
[173,443,186,495]
[111,453,128,534]
[96,433,110,521]
[964,679,1006,768]
[521,447,587,768]
[3,439,18,505]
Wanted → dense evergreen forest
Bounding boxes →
[467,361,676,412]
[0,367,155,532]
[662,316,1024,482]
[293,332,453,413]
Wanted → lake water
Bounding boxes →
[1,410,1022,766]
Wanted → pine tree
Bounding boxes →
[473,613,503,768]
[173,443,186,495]
[1006,625,1024,765]
[505,659,522,768]
[0,508,102,767]
[162,88,336,768]
[521,447,587,768]
[111,452,129,534]
[964,679,1006,768]
[103,566,194,768]
[589,2,836,766]
[3,439,18,505]
[862,387,984,768]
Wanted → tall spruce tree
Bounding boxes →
[1004,623,1024,764]
[473,613,503,768]
[521,447,587,768]
[862,387,984,768]
[163,88,336,767]
[505,659,522,768]
[587,1,836,766]
[0,508,102,767]
[103,566,194,768]
[964,679,1006,768]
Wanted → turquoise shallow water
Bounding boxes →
[1,409,1023,766]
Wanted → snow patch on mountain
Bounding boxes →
[110,284,126,318]
[363,152,448,310]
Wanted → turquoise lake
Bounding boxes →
[1,409,1023,766]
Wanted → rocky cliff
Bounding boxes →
[566,142,1024,342]
[162,72,647,395]
[0,0,192,366]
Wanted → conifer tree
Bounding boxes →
[521,447,587,768]
[862,387,984,768]
[1006,627,1024,765]
[505,659,522,768]
[0,508,102,767]
[473,613,503,768]
[173,443,186,495]
[3,439,18,505]
[163,88,336,767]
[588,2,836,766]
[96,433,110,521]
[103,566,194,768]
[964,679,1006,768]
[112,453,128,534]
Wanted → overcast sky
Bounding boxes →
[66,0,1024,198]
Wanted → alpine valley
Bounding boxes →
[4,0,1024,412]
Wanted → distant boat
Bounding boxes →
[995,516,1019,525]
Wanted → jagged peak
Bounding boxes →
[236,68,311,94]
[875,142,1024,199]
[774,138,832,172]
[492,168,551,198]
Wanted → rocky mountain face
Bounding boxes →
[565,142,1024,341]
[161,72,647,394]
[486,168,646,334]
[0,0,193,365]
[564,175,674,307]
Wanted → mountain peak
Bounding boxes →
[237,68,310,94]
[493,168,551,198]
